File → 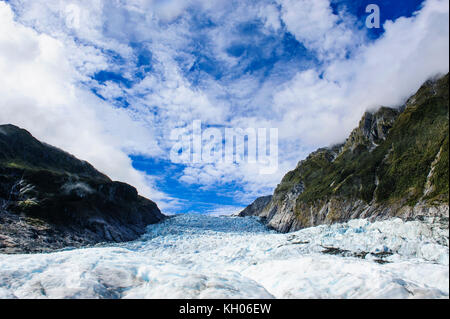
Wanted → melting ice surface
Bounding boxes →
[0,214,448,299]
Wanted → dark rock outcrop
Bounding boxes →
[238,195,272,217]
[239,73,449,233]
[0,125,165,253]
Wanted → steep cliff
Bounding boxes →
[0,125,165,253]
[239,74,449,232]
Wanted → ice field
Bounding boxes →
[0,214,448,299]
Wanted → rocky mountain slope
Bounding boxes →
[0,125,165,253]
[238,195,273,217]
[240,73,449,233]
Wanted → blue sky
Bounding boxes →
[0,0,448,215]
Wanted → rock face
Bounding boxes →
[238,195,272,217]
[239,74,449,233]
[0,125,165,253]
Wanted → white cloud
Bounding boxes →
[258,4,282,32]
[271,0,449,148]
[277,0,362,60]
[0,2,178,211]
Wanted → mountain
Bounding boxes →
[239,73,449,232]
[0,125,165,253]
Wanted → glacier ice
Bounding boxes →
[0,214,448,299]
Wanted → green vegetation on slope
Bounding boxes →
[376,75,449,204]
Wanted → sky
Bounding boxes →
[0,0,448,215]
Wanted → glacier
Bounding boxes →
[0,214,448,299]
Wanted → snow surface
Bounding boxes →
[0,215,448,299]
